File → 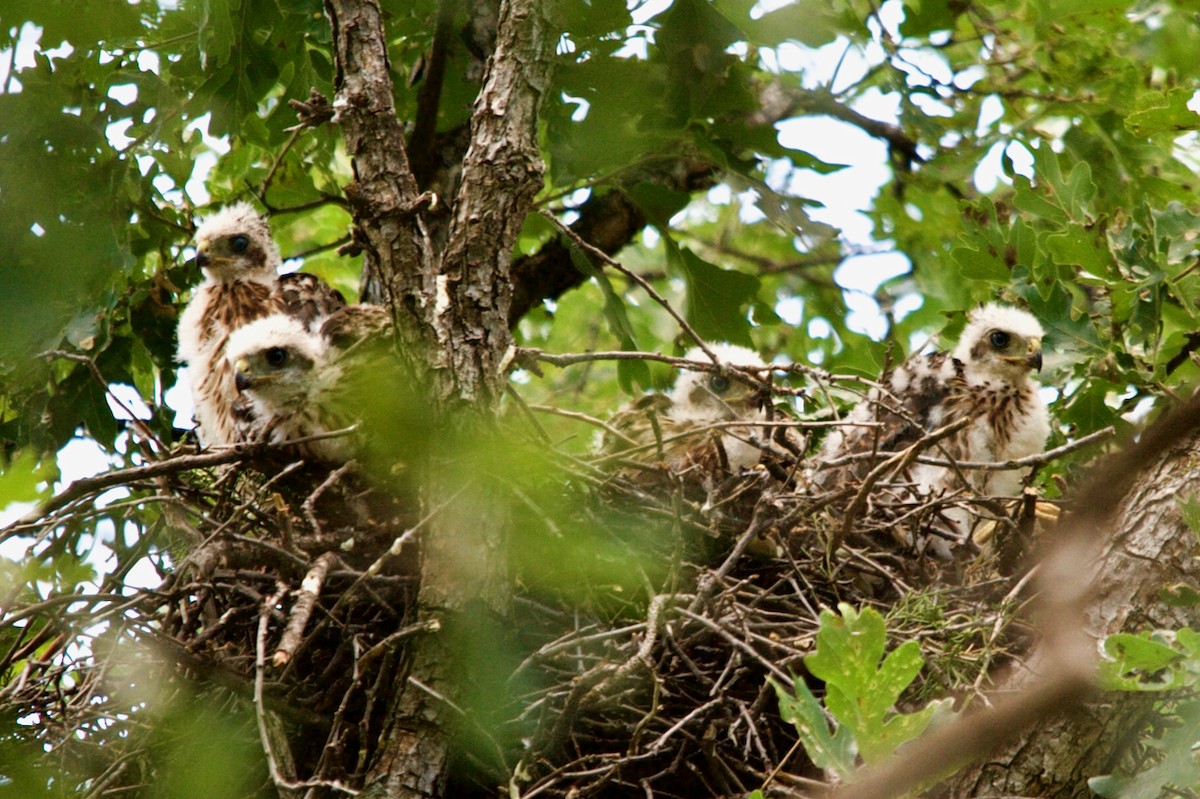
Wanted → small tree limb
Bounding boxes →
[273,552,340,668]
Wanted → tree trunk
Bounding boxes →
[946,426,1200,797]
[324,0,556,795]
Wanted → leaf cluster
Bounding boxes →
[5,0,1200,795]
[772,603,950,780]
[1092,627,1200,798]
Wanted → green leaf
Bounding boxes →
[0,450,55,508]
[1098,631,1187,691]
[1064,161,1096,219]
[1011,174,1069,224]
[724,0,847,48]
[625,182,691,228]
[1125,88,1200,137]
[771,676,855,778]
[671,247,758,346]
[726,172,836,243]
[900,0,963,37]
[803,604,943,764]
[1158,583,1200,607]
[951,245,1007,282]
[1045,228,1107,273]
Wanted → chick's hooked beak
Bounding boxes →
[190,242,210,270]
[1026,339,1043,372]
[234,358,254,392]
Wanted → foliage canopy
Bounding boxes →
[5,0,1200,795]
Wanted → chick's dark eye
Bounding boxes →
[708,374,731,394]
[989,330,1011,349]
[231,235,250,253]
[265,347,288,367]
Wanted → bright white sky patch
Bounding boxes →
[166,368,196,430]
[835,252,911,294]
[777,115,889,243]
[106,384,153,421]
[844,292,889,339]
[776,296,803,325]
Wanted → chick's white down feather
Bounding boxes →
[600,342,771,476]
[224,314,350,462]
[818,303,1050,553]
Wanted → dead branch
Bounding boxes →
[538,210,718,364]
[274,552,341,667]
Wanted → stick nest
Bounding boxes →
[0,423,1048,799]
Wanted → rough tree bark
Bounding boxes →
[324,0,557,795]
[944,424,1200,798]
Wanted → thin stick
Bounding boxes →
[302,462,355,539]
[538,210,717,363]
[255,584,359,796]
[518,345,838,383]
[815,425,1116,474]
[273,552,340,667]
[11,429,355,530]
[39,350,169,455]
[838,416,972,543]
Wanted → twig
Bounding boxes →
[815,425,1116,474]
[39,350,169,455]
[258,125,306,204]
[505,385,555,446]
[518,345,835,384]
[273,552,340,667]
[538,210,717,363]
[10,429,356,531]
[676,607,792,683]
[837,416,971,545]
[519,347,718,369]
[255,582,299,790]
[302,462,356,539]
[692,503,786,612]
[288,233,354,261]
[255,583,359,796]
[317,484,468,629]
[646,696,726,753]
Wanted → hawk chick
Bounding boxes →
[226,314,348,463]
[177,203,345,448]
[226,305,399,464]
[601,343,770,479]
[818,303,1049,552]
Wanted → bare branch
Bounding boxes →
[273,552,340,667]
[538,209,717,363]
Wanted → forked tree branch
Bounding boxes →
[323,2,558,797]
